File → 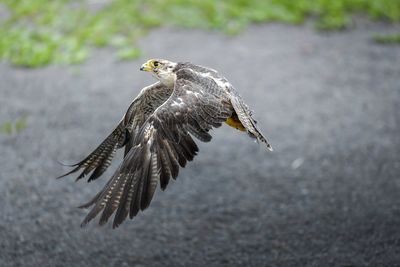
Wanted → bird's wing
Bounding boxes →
[230,94,273,151]
[58,82,172,182]
[180,62,272,150]
[80,68,233,228]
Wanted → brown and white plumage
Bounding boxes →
[60,59,272,228]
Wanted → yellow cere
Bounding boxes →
[140,60,154,72]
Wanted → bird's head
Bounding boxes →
[140,59,177,86]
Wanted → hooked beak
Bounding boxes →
[140,61,152,72]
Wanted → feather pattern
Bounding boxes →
[80,68,234,227]
[60,60,272,228]
[58,82,173,182]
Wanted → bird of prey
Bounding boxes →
[59,59,272,228]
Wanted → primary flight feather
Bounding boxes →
[59,59,272,228]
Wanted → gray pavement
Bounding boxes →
[1,22,400,266]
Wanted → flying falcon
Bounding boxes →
[59,59,272,228]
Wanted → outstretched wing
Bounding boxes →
[80,68,233,228]
[58,82,172,182]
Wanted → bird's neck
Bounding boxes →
[158,73,176,88]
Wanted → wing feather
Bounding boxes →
[58,82,172,182]
[230,96,273,150]
[159,146,172,190]
[56,122,124,181]
[80,68,234,227]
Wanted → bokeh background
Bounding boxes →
[1,0,400,266]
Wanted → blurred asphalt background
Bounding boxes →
[1,21,400,266]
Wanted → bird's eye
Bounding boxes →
[153,61,159,67]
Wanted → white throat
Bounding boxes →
[156,71,176,88]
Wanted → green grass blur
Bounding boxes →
[0,115,28,135]
[0,0,399,67]
[374,33,400,43]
